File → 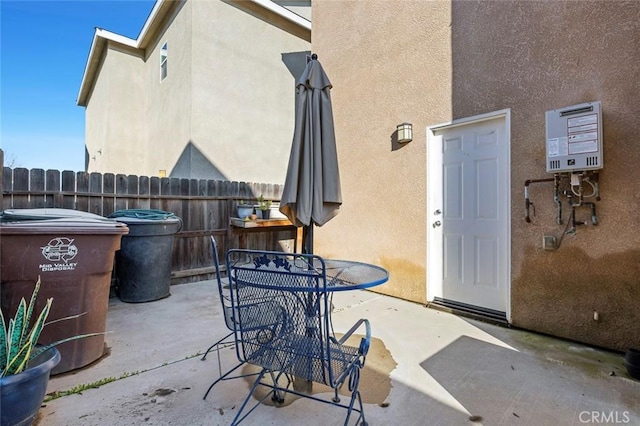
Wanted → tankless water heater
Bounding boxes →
[545,101,603,173]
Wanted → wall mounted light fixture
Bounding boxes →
[397,122,413,143]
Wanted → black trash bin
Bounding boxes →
[108,209,182,303]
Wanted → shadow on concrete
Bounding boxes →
[240,335,396,407]
[420,333,640,424]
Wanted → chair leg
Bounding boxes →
[201,331,234,361]
[230,368,270,425]
[230,368,294,425]
[202,331,261,400]
[203,360,246,400]
[267,370,288,404]
[343,367,366,426]
[343,388,366,426]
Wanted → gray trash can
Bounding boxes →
[108,209,182,303]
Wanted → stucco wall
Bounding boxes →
[312,0,453,304]
[190,0,310,183]
[449,0,640,351]
[313,0,640,350]
[85,44,146,173]
[142,0,193,178]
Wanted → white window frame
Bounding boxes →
[160,42,168,81]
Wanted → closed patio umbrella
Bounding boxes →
[280,54,341,254]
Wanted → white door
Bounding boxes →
[427,111,510,315]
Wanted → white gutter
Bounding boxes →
[136,0,165,47]
[246,0,311,31]
[94,28,138,48]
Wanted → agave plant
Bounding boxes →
[0,277,97,378]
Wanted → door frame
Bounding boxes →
[426,109,512,321]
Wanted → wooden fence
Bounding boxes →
[0,159,297,284]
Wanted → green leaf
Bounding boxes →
[0,310,7,372]
[45,311,87,327]
[8,300,26,362]
[22,277,41,344]
[25,298,52,350]
[3,340,33,377]
[6,318,16,368]
[30,332,105,360]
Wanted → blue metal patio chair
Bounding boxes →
[226,249,371,426]
[201,236,260,400]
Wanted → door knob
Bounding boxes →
[432,220,441,228]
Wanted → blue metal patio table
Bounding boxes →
[228,255,389,292]
[316,258,389,291]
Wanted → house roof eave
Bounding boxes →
[224,0,311,42]
[243,0,311,31]
[76,29,140,107]
[76,0,170,107]
[77,0,311,106]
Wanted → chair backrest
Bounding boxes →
[227,249,344,386]
[210,236,234,331]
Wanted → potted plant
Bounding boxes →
[236,201,254,220]
[257,195,272,220]
[1,277,97,426]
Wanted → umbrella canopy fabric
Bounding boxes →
[280,57,342,229]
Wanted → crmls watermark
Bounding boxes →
[579,411,630,424]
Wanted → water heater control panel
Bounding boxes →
[545,101,602,173]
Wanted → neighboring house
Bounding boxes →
[77,0,311,183]
[311,0,640,351]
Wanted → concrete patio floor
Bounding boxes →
[37,280,639,425]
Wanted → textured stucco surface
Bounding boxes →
[145,1,193,178]
[86,44,147,173]
[190,0,310,183]
[84,0,310,183]
[312,0,452,305]
[313,0,640,350]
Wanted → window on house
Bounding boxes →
[160,42,168,81]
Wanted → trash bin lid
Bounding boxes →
[109,216,181,225]
[0,217,129,235]
[1,208,113,222]
[108,209,183,233]
[108,209,178,220]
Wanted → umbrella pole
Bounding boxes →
[296,223,315,394]
[302,224,314,255]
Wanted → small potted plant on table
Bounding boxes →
[257,195,272,220]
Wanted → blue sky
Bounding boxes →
[1,0,156,171]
